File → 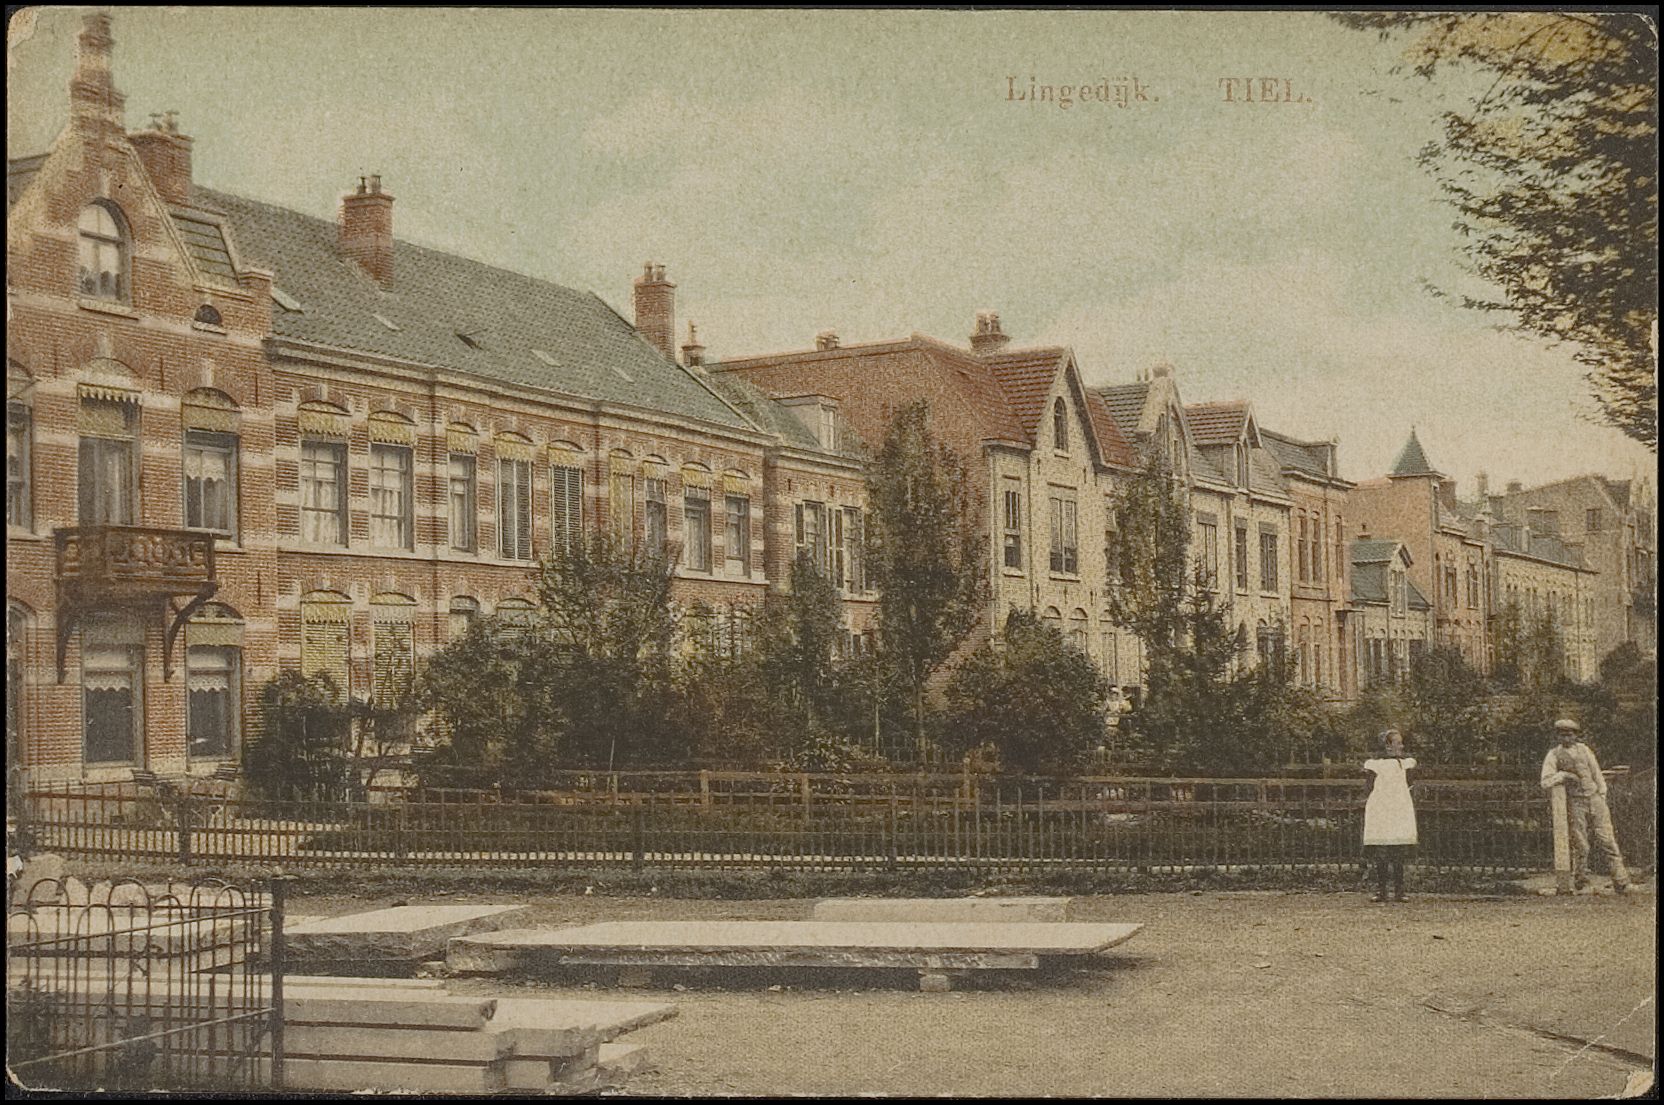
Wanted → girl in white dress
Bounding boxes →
[1362,729,1417,902]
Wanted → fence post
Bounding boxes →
[1549,783,1572,894]
[176,792,193,865]
[269,874,290,1091]
[886,793,898,872]
[699,770,711,809]
[632,802,646,872]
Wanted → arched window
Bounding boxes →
[78,202,129,302]
[1068,609,1089,653]
[82,614,143,765]
[1042,607,1063,634]
[1053,399,1069,452]
[193,304,223,327]
[448,596,480,640]
[300,591,353,699]
[370,593,417,708]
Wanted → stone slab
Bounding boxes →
[811,896,1073,923]
[488,996,676,1052]
[281,1023,511,1063]
[450,920,1140,976]
[285,904,531,962]
[207,1055,507,1094]
[283,991,497,1029]
[596,1041,654,1078]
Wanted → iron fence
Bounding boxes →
[6,876,282,1092]
[19,771,1649,876]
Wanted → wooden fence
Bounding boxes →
[19,770,1650,876]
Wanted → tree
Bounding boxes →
[244,671,353,802]
[1103,455,1192,650]
[944,609,1109,775]
[1333,13,1658,449]
[865,401,989,756]
[1404,644,1493,763]
[755,555,845,729]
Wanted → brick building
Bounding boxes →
[5,14,869,782]
[1485,474,1656,664]
[1346,431,1493,672]
[709,313,1149,692]
[1349,540,1432,685]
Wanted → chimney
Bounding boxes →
[339,175,395,288]
[128,111,193,207]
[1506,480,1523,495]
[970,310,1010,355]
[69,11,125,138]
[1475,472,1489,501]
[633,263,676,359]
[815,330,839,351]
[1150,362,1174,379]
[681,321,705,368]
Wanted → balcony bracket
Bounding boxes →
[163,586,218,682]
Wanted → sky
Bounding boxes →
[7,7,1655,494]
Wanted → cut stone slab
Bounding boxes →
[207,1055,507,1094]
[283,990,497,1029]
[281,1023,511,1063]
[596,1041,653,1079]
[448,920,1141,976]
[285,903,531,963]
[489,996,676,1053]
[811,896,1073,923]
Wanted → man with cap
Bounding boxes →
[1540,718,1631,894]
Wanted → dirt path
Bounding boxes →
[295,887,1655,1098]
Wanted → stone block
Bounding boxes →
[810,896,1073,923]
[281,1024,511,1063]
[286,903,532,963]
[284,991,497,1029]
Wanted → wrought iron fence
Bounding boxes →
[6,876,281,1092]
[20,771,1649,876]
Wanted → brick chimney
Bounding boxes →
[634,263,676,359]
[681,321,705,368]
[1475,471,1489,502]
[815,330,839,351]
[339,175,395,288]
[69,11,125,139]
[970,310,1010,355]
[128,111,193,207]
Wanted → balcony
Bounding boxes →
[54,526,219,681]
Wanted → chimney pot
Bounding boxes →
[969,309,1010,355]
[815,330,840,351]
[681,321,706,368]
[370,174,382,194]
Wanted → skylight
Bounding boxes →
[372,312,401,332]
[271,287,303,312]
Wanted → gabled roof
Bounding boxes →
[702,367,847,455]
[1184,401,1251,446]
[1351,539,1404,565]
[1260,429,1340,481]
[1598,477,1632,508]
[194,187,750,430]
[6,154,46,209]
[1083,391,1140,468]
[982,346,1139,467]
[1350,540,1430,608]
[1390,429,1442,478]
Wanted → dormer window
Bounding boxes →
[193,304,222,326]
[820,405,839,452]
[77,202,129,303]
[1053,399,1069,452]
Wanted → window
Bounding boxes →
[1049,492,1078,574]
[727,496,751,575]
[1390,568,1407,614]
[795,501,829,574]
[1466,563,1481,609]
[193,304,222,326]
[186,645,238,759]
[1235,445,1248,487]
[448,454,477,552]
[551,465,583,555]
[300,440,347,546]
[371,600,416,709]
[1069,609,1089,653]
[6,404,29,529]
[498,457,533,560]
[368,444,412,549]
[82,619,141,764]
[1298,514,1310,582]
[1312,516,1324,584]
[1259,528,1279,591]
[646,479,668,555]
[840,506,862,590]
[1002,485,1022,570]
[448,597,479,640]
[1105,504,1121,587]
[300,593,351,698]
[830,508,846,589]
[1197,513,1219,590]
[684,488,712,572]
[1235,523,1250,591]
[78,400,137,525]
[183,430,237,537]
[1334,516,1345,589]
[1053,399,1069,452]
[77,202,128,302]
[1585,508,1603,532]
[609,469,634,551]
[1100,628,1118,680]
[820,406,839,452]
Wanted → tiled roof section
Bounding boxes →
[1350,562,1388,604]
[1407,578,1431,610]
[1187,442,1230,486]
[1184,401,1249,446]
[1491,524,1587,570]
[1096,382,1151,439]
[1351,540,1401,564]
[1083,390,1140,468]
[195,186,749,430]
[1391,430,1441,477]
[170,209,237,285]
[6,154,46,209]
[984,347,1065,443]
[701,367,839,454]
[1598,477,1632,508]
[1260,429,1331,478]
[1248,445,1288,496]
[917,341,1027,444]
